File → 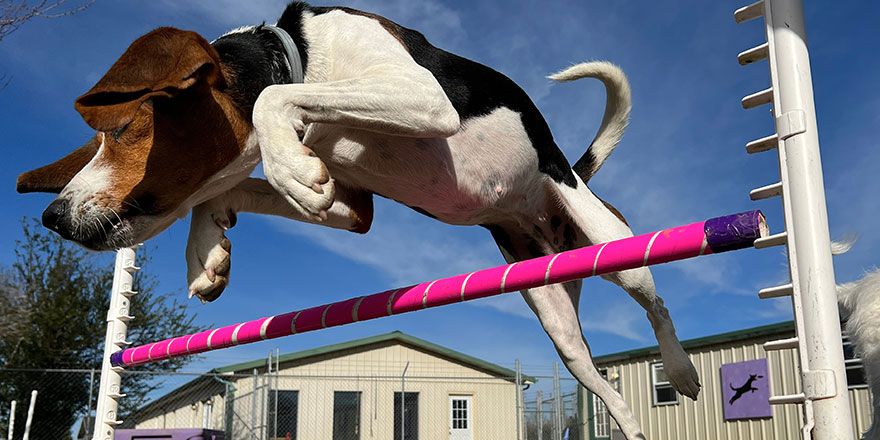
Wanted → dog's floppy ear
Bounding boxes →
[16,137,100,194]
[74,27,225,132]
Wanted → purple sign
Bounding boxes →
[721,358,772,420]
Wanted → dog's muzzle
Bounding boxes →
[42,198,75,240]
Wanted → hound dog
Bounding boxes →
[16,3,699,436]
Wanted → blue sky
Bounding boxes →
[1,0,878,381]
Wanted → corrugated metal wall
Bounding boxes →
[587,330,873,439]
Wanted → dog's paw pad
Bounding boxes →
[186,218,232,303]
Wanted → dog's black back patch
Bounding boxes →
[398,29,577,188]
[296,2,577,188]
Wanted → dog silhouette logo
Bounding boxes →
[729,373,763,405]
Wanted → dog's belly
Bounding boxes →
[305,107,549,225]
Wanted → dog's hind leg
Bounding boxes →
[485,223,645,440]
[550,175,701,400]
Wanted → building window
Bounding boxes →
[449,395,473,435]
[651,363,678,406]
[333,391,361,440]
[268,390,298,440]
[843,335,867,389]
[592,369,611,438]
[593,393,611,438]
[394,392,419,440]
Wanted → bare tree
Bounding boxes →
[1,0,94,42]
[0,268,28,363]
[0,1,93,90]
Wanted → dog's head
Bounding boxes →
[17,27,256,250]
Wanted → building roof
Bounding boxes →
[212,330,536,383]
[131,331,535,422]
[594,321,795,365]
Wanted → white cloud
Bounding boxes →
[157,0,286,27]
[755,297,794,320]
[581,300,651,343]
[671,255,752,296]
[267,199,500,287]
[469,294,535,320]
[344,0,465,48]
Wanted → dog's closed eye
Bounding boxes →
[110,122,130,142]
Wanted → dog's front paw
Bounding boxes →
[262,144,336,221]
[186,204,235,303]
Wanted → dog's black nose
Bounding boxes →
[42,198,71,237]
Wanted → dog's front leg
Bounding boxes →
[253,60,460,221]
[186,178,373,302]
[187,198,235,303]
[251,99,336,223]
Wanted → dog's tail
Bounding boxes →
[548,61,631,182]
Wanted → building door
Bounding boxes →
[333,391,361,440]
[449,395,473,440]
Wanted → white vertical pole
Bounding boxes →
[21,391,36,440]
[515,360,522,440]
[7,401,16,440]
[553,363,562,440]
[536,391,543,440]
[764,0,853,438]
[92,247,139,440]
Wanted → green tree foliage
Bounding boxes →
[0,219,206,439]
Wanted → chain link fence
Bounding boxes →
[522,378,582,440]
[1,361,584,440]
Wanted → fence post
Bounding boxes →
[401,361,409,440]
[252,368,257,440]
[515,360,522,440]
[577,386,585,440]
[553,363,562,440]
[274,348,279,439]
[85,369,95,439]
[21,390,36,440]
[6,400,15,440]
[536,391,543,440]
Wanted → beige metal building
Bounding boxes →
[129,331,534,439]
[582,321,873,439]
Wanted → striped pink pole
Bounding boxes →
[112,210,767,367]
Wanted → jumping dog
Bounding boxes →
[728,373,763,405]
[16,3,700,436]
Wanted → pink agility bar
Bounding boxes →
[112,210,767,367]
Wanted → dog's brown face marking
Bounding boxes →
[19,27,253,249]
[88,86,250,217]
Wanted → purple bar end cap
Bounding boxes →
[110,351,124,368]
[704,210,766,253]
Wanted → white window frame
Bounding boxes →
[843,335,868,389]
[651,362,679,406]
[592,369,611,438]
[593,392,611,438]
